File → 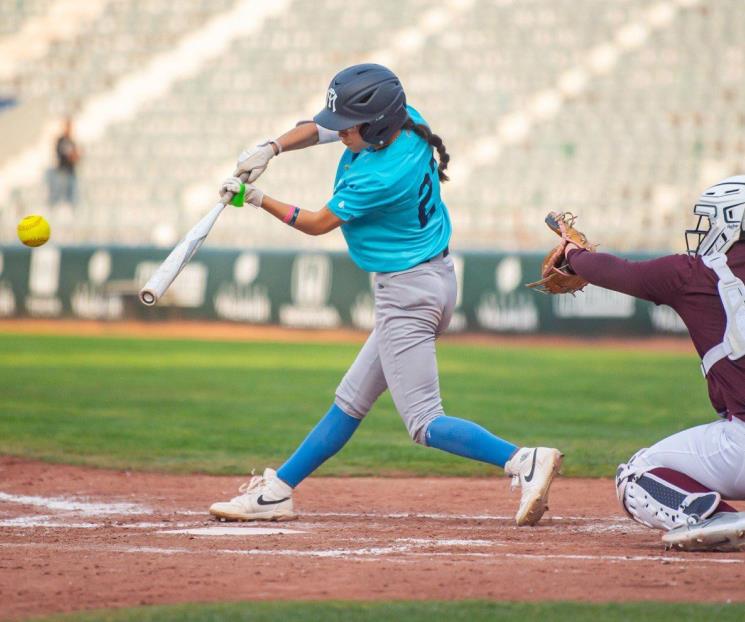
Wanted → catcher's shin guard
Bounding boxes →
[615,463,720,530]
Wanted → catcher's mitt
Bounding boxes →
[526,211,597,294]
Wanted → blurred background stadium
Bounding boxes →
[1,0,743,253]
[3,6,744,618]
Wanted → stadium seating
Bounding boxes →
[1,0,743,252]
[0,0,56,36]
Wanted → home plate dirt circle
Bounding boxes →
[1,457,744,621]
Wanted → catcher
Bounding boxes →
[530,175,745,552]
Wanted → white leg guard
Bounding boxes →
[615,462,721,530]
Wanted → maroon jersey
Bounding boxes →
[568,244,745,420]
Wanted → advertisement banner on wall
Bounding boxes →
[0,246,688,336]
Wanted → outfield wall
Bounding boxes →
[0,246,688,336]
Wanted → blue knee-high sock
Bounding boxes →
[276,403,361,488]
[424,415,517,468]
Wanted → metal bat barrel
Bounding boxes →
[138,202,226,306]
[138,173,249,306]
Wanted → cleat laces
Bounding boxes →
[235,470,263,498]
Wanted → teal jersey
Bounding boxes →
[326,105,452,273]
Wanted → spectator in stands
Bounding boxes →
[49,117,81,207]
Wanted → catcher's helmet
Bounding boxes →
[314,63,407,146]
[686,175,745,256]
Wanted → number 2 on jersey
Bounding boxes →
[418,157,437,228]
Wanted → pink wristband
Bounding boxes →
[283,206,298,224]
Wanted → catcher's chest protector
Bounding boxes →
[700,252,745,376]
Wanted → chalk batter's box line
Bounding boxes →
[0,491,640,523]
[0,541,742,565]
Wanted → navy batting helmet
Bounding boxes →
[314,64,407,146]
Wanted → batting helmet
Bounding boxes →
[686,174,745,256]
[314,64,407,146]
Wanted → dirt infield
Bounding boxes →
[0,318,695,353]
[1,458,744,620]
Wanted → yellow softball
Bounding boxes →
[17,215,51,247]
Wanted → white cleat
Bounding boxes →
[662,511,745,552]
[504,447,564,526]
[209,468,296,522]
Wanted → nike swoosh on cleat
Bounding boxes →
[256,495,290,506]
[524,449,538,482]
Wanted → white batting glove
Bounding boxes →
[233,141,279,182]
[219,176,264,208]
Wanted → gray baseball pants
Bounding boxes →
[334,253,457,444]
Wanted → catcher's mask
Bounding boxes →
[313,63,407,146]
[686,174,745,257]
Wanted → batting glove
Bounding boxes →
[233,141,280,182]
[219,176,264,208]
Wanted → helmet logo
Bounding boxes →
[326,88,337,112]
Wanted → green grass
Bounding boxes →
[31,600,745,622]
[0,333,708,477]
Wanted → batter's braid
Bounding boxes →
[402,118,450,182]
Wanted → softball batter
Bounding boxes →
[563,177,745,551]
[209,64,563,526]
